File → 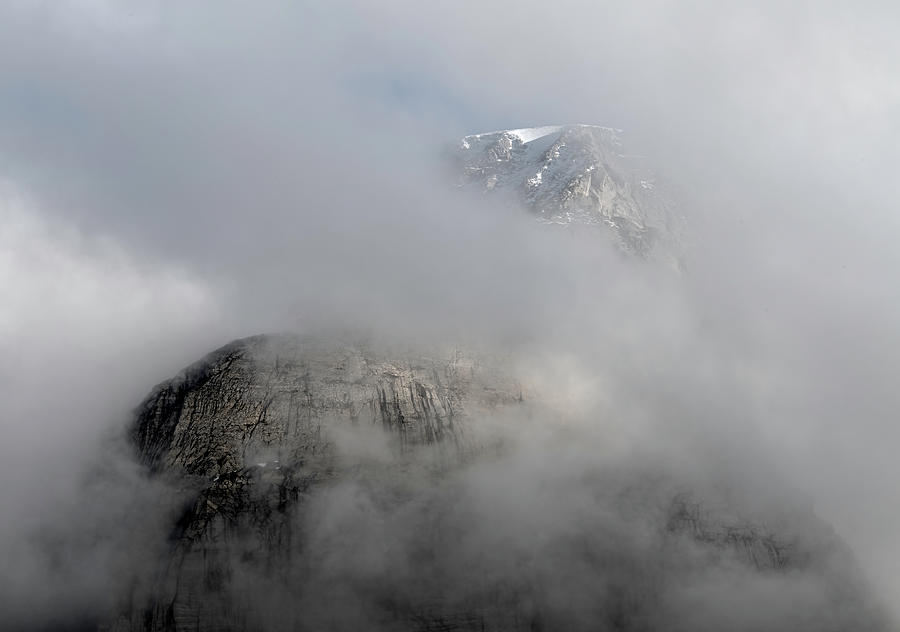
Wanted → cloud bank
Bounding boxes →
[1,0,899,627]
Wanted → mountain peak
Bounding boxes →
[456,124,683,260]
[461,124,622,148]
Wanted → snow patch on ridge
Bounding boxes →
[462,124,624,148]
[506,126,564,143]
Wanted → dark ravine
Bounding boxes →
[107,334,890,631]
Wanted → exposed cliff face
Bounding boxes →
[115,335,526,631]
[113,334,889,632]
[132,335,521,477]
[455,125,683,260]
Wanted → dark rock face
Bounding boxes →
[111,335,889,632]
[132,335,517,477]
[113,335,527,631]
[666,493,797,570]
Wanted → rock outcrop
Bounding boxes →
[112,335,527,631]
[455,125,683,260]
[132,335,522,478]
[109,335,889,631]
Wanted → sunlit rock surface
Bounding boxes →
[455,125,684,260]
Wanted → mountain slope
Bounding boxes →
[105,127,891,631]
[455,125,683,259]
[109,334,889,632]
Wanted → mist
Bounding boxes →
[1,0,899,629]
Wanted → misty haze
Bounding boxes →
[1,2,899,631]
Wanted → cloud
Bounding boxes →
[0,185,225,625]
[1,0,900,627]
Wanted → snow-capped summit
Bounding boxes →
[457,125,682,259]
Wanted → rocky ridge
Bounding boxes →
[455,125,683,259]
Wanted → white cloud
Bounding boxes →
[0,182,225,573]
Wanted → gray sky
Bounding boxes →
[2,0,900,625]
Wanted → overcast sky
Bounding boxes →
[2,0,900,625]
